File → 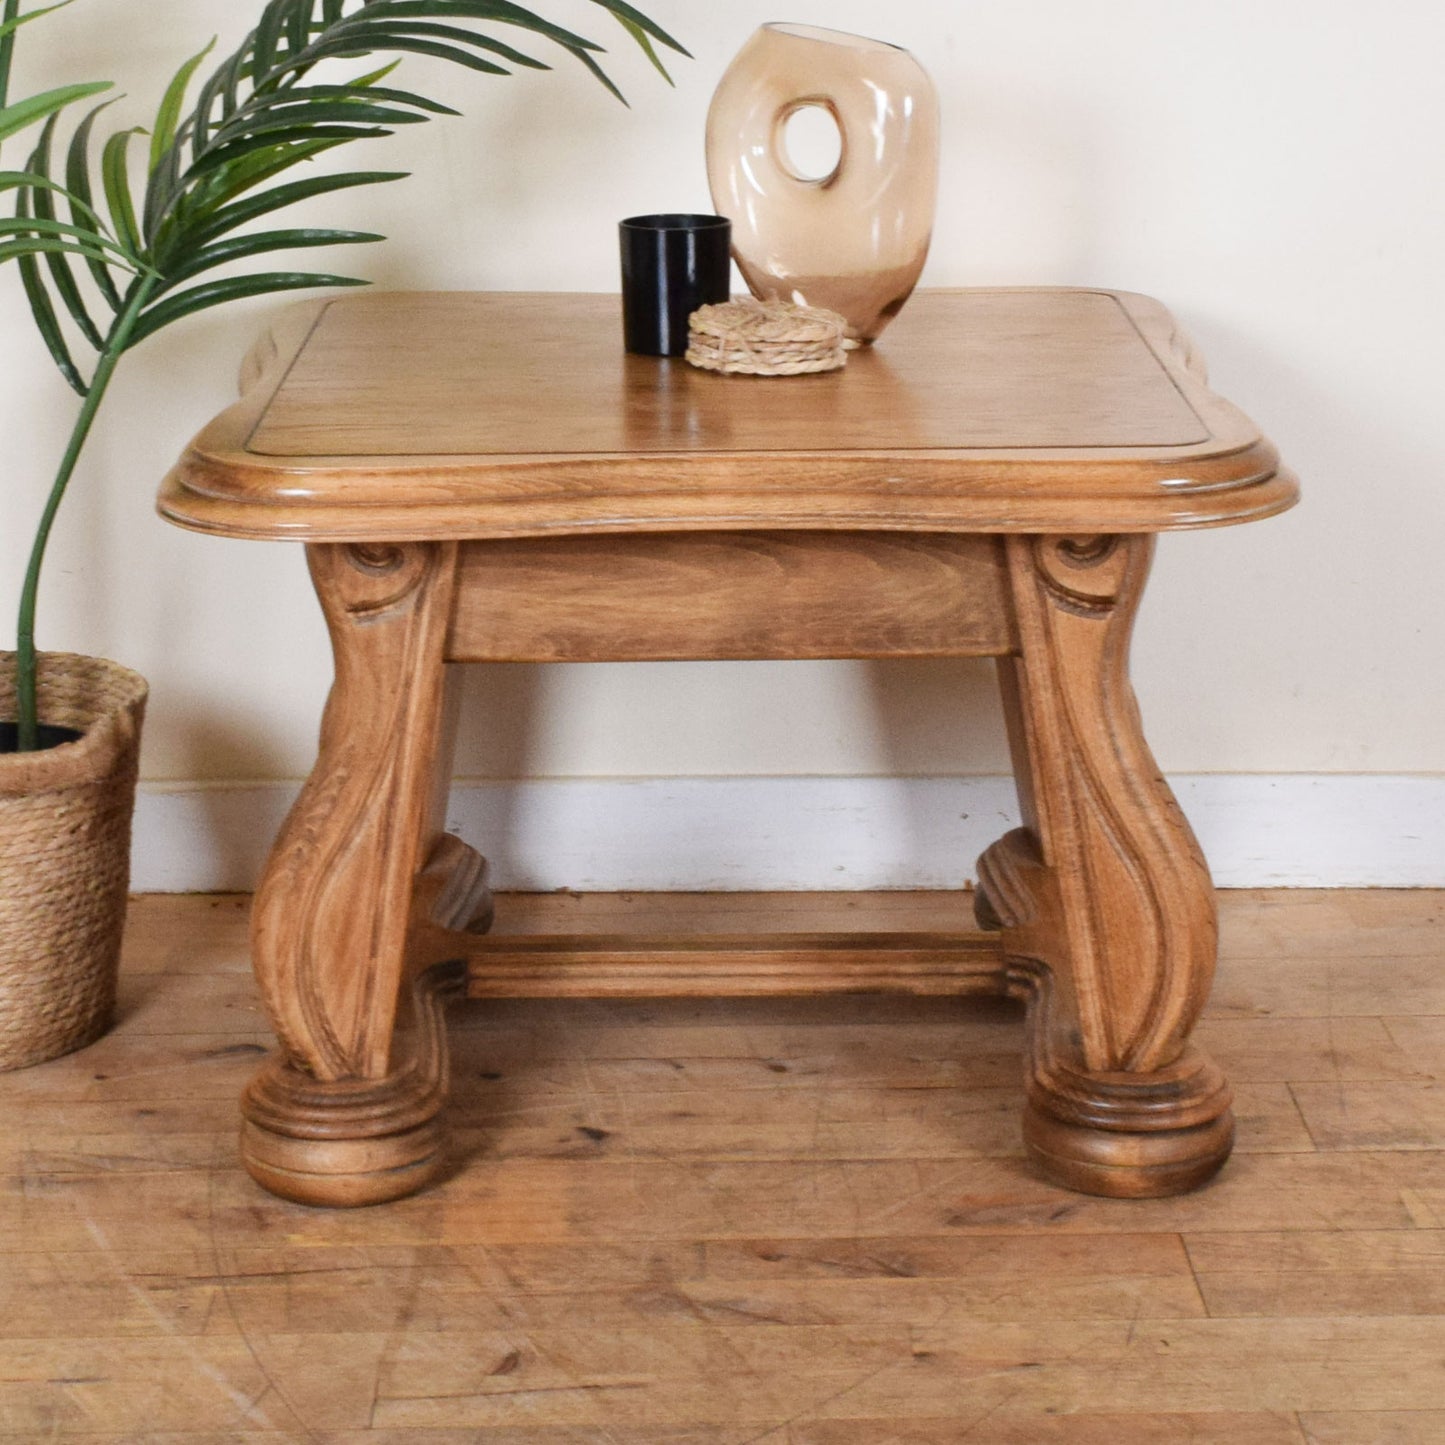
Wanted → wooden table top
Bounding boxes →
[159,289,1297,542]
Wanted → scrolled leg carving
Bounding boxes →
[242,541,467,1206]
[981,535,1232,1197]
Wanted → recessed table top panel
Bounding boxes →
[250,290,1204,457]
[160,289,1297,541]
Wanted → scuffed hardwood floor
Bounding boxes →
[1,889,1442,1443]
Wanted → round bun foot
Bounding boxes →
[1023,1102,1235,1198]
[238,961,463,1207]
[241,1111,448,1208]
[240,1046,452,1208]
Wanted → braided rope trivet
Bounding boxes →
[686,297,852,376]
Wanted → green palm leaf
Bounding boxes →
[0,213,137,260]
[23,118,105,346]
[0,232,121,265]
[178,136,343,219]
[11,183,86,392]
[233,81,461,118]
[0,80,109,144]
[613,18,666,83]
[159,225,383,288]
[99,126,144,254]
[0,0,82,109]
[0,165,104,225]
[150,38,217,174]
[178,124,392,186]
[65,97,121,307]
[182,167,407,248]
[16,255,84,391]
[292,29,515,77]
[587,0,687,56]
[0,0,75,42]
[126,270,369,348]
[211,98,432,142]
[331,2,602,56]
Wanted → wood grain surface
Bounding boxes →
[250,290,1205,455]
[463,930,1008,999]
[158,289,1299,540]
[976,534,1232,1195]
[0,888,1438,1442]
[448,531,1016,662]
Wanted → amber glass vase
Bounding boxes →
[706,23,940,344]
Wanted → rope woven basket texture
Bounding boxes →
[686,297,852,375]
[0,652,148,1071]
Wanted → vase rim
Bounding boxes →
[760,22,905,54]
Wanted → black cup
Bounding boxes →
[619,213,732,356]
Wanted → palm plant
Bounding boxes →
[2,0,685,750]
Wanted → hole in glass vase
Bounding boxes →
[780,103,844,184]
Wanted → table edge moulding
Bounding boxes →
[156,288,1300,1208]
[159,288,1297,543]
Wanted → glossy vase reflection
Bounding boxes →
[706,23,940,344]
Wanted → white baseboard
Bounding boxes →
[131,774,1445,893]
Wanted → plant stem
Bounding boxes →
[13,273,158,750]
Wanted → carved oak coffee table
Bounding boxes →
[160,289,1297,1208]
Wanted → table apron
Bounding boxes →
[444,530,1019,663]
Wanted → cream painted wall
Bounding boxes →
[1,1,1442,799]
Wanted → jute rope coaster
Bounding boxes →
[686,297,852,376]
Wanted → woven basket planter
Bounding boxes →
[0,652,148,1071]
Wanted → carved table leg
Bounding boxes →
[978,535,1233,1197]
[241,541,486,1206]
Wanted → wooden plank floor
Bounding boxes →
[1,889,1442,1443]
